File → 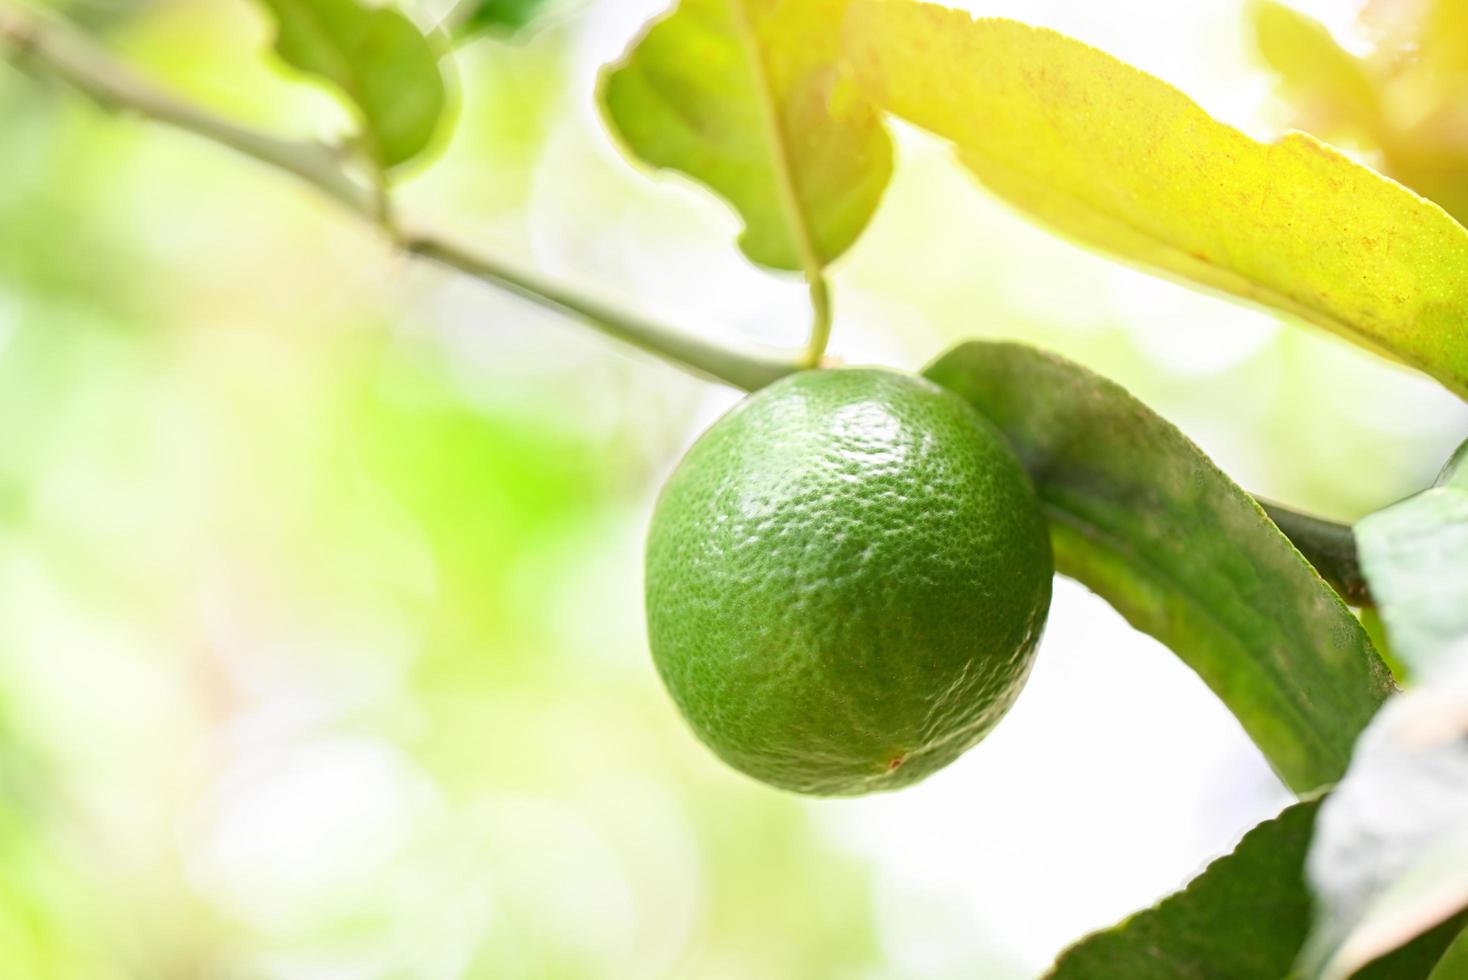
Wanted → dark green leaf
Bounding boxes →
[1303,647,1468,979]
[1427,925,1468,980]
[1355,439,1468,677]
[1373,915,1468,980]
[925,342,1393,793]
[1048,795,1465,979]
[254,0,447,168]
[1048,800,1321,979]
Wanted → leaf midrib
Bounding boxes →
[724,0,824,282]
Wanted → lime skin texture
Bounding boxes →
[644,368,1054,796]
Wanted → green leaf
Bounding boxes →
[1392,918,1468,980]
[846,0,1468,400]
[1303,647,1468,979]
[600,0,893,272]
[255,0,447,168]
[1355,439,1468,677]
[1048,800,1322,979]
[925,342,1393,794]
[456,0,556,40]
[1252,0,1383,140]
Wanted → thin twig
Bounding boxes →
[406,234,799,390]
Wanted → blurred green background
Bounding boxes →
[1,0,1466,977]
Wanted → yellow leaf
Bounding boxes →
[600,0,892,273]
[1423,0,1468,76]
[843,0,1468,399]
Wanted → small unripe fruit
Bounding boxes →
[645,368,1053,795]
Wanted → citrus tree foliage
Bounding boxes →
[5,0,1468,975]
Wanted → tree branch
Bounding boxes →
[406,234,799,390]
[0,3,803,392]
[0,3,1372,604]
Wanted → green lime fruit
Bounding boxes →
[645,368,1053,795]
